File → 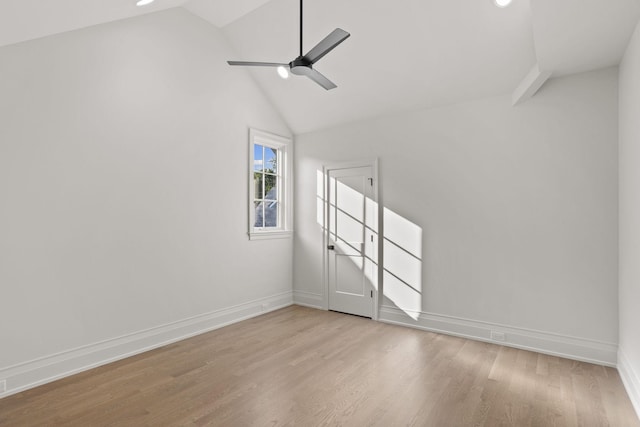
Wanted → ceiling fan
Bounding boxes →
[227,0,350,90]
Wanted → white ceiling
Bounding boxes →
[1,0,639,134]
[184,0,273,28]
[0,0,273,48]
[222,0,537,133]
[531,0,640,76]
[0,0,186,48]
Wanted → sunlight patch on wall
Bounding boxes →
[316,170,325,227]
[383,207,423,320]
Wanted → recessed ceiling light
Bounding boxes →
[494,0,512,7]
[136,0,155,6]
[277,66,289,79]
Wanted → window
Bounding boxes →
[249,129,292,240]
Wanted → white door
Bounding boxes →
[326,166,377,318]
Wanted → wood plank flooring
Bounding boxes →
[0,306,638,426]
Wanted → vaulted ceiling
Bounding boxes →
[1,0,639,134]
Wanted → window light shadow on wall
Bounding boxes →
[316,170,423,319]
[383,207,423,320]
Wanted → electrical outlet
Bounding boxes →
[0,379,6,394]
[490,331,506,341]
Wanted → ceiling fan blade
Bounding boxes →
[305,68,337,90]
[227,61,287,67]
[303,28,350,64]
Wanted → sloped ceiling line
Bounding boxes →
[514,0,640,106]
[1,0,638,130]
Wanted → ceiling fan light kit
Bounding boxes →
[494,0,512,8]
[227,0,350,90]
[277,66,290,79]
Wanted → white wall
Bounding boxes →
[0,8,292,395]
[619,19,640,417]
[294,68,619,364]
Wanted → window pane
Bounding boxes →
[254,201,264,228]
[249,129,290,237]
[265,201,278,227]
[265,147,277,173]
[254,144,264,171]
[264,174,277,200]
[254,172,264,199]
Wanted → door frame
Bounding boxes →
[321,158,380,320]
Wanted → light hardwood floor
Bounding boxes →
[0,305,638,426]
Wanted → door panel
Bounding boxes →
[327,166,376,318]
[335,254,364,295]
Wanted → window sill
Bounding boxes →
[248,230,293,241]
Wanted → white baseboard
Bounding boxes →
[293,290,324,309]
[619,348,640,420]
[0,291,293,399]
[379,305,617,367]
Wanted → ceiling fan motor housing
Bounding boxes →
[290,57,313,75]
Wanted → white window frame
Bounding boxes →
[248,128,293,240]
